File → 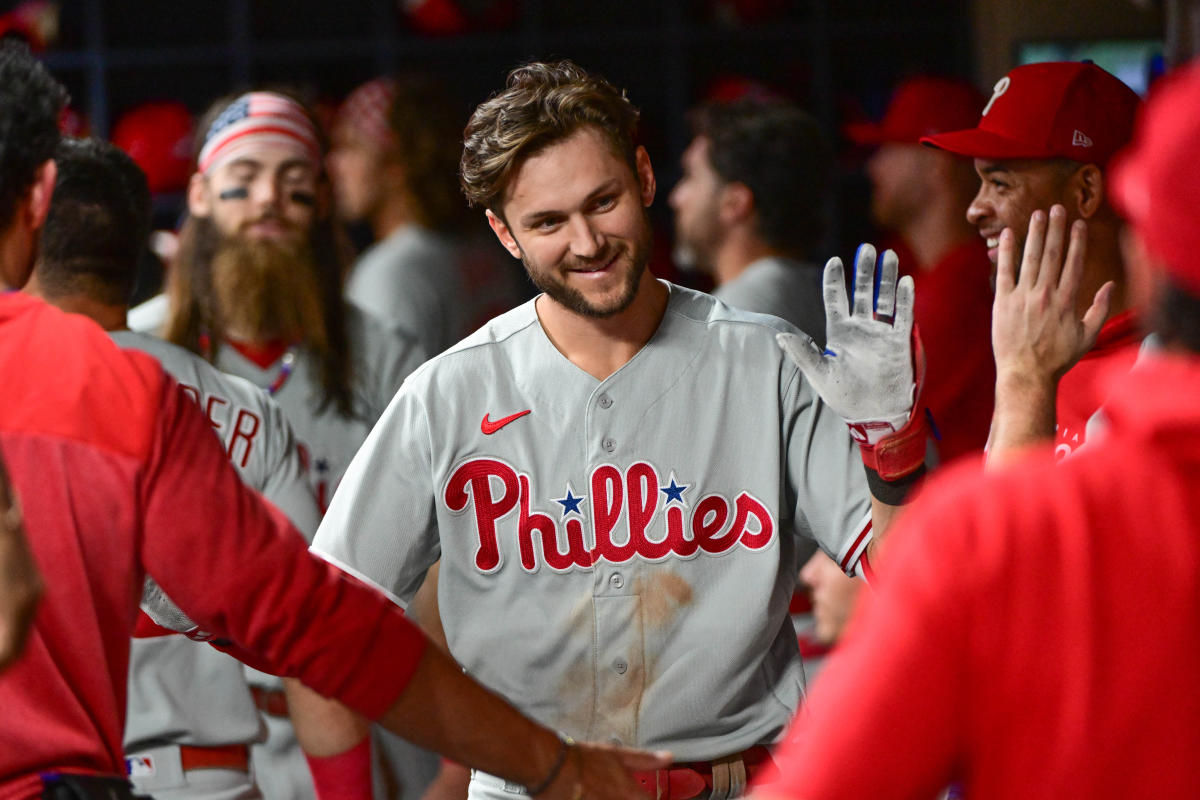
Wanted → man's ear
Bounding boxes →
[187,171,212,218]
[635,145,656,207]
[1069,163,1104,220]
[486,209,522,260]
[719,181,754,225]
[26,160,56,232]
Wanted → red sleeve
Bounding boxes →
[137,378,428,719]
[761,474,978,799]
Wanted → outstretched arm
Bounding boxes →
[288,645,670,800]
[987,205,1112,466]
[778,245,926,565]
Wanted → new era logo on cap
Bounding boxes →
[921,61,1140,165]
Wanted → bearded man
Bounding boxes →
[164,90,427,799]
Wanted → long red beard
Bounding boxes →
[210,235,328,347]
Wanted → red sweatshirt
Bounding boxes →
[762,352,1200,799]
[0,292,427,799]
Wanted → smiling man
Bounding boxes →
[289,59,926,800]
[921,61,1142,460]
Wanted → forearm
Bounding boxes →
[377,644,564,791]
[287,677,371,756]
[986,370,1058,467]
[862,494,904,573]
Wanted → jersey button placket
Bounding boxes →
[601,437,616,453]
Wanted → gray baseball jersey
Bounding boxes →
[214,303,426,512]
[713,256,827,349]
[314,282,873,770]
[212,305,427,800]
[113,330,320,792]
[345,224,466,357]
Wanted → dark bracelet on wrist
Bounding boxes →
[525,733,574,796]
[865,462,926,505]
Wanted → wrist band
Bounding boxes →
[525,734,574,796]
[865,462,926,505]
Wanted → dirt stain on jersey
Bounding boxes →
[636,571,694,629]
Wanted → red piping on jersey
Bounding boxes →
[840,519,873,573]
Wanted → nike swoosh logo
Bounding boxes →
[481,409,531,435]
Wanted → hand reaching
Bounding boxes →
[777,244,916,444]
[992,204,1113,387]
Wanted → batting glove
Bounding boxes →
[777,244,927,480]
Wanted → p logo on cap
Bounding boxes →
[920,61,1139,166]
[982,76,1010,116]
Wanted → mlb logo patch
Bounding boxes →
[125,755,155,778]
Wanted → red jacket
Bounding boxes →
[762,352,1200,799]
[0,293,426,798]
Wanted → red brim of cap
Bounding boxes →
[920,127,1057,160]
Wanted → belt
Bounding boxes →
[250,685,289,717]
[180,743,250,772]
[632,747,777,800]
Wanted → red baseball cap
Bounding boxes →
[1110,61,1200,295]
[846,76,984,145]
[921,61,1140,165]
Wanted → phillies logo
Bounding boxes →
[443,458,775,573]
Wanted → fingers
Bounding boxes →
[1079,281,1114,351]
[1035,205,1069,291]
[822,257,848,325]
[995,227,1018,294]
[851,244,876,318]
[894,275,915,339]
[875,248,898,320]
[1019,208,1047,287]
[1056,218,1089,304]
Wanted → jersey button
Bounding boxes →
[613,659,628,674]
[609,573,624,589]
[598,393,613,409]
[602,437,616,453]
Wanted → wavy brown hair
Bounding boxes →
[165,89,360,418]
[460,60,640,214]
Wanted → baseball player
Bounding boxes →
[161,89,428,797]
[28,136,322,799]
[289,60,926,800]
[0,42,664,800]
[668,98,830,345]
[750,60,1200,799]
[920,61,1142,463]
[0,449,39,674]
[329,76,528,355]
[847,76,995,464]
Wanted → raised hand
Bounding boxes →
[992,204,1112,386]
[777,244,916,445]
[986,204,1113,464]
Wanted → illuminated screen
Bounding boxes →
[1017,39,1164,96]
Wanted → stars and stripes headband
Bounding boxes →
[197,91,322,174]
